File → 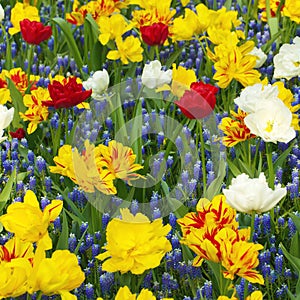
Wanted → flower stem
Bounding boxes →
[266,142,274,189]
[198,120,207,195]
[250,210,256,241]
[27,44,35,83]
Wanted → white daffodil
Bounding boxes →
[244,97,295,144]
[82,69,109,100]
[234,83,279,114]
[273,36,300,80]
[0,105,14,143]
[141,60,172,89]
[249,46,267,68]
[223,173,287,214]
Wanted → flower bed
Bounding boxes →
[0,0,299,299]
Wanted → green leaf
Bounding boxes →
[0,168,16,211]
[52,17,83,73]
[7,78,26,128]
[289,214,300,233]
[91,41,108,71]
[226,158,242,177]
[280,243,300,273]
[224,0,232,10]
[273,140,295,170]
[204,158,226,199]
[56,209,69,250]
[290,232,300,258]
[268,17,279,38]
[52,184,86,221]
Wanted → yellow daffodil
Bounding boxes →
[282,0,300,23]
[170,8,203,41]
[157,64,196,97]
[50,144,77,183]
[73,140,117,194]
[19,87,50,134]
[9,2,40,35]
[211,7,241,30]
[0,258,32,298]
[115,286,156,300]
[27,247,85,299]
[107,36,143,64]
[0,190,63,250]
[273,81,300,130]
[219,109,254,147]
[246,291,263,300]
[95,140,144,185]
[98,14,132,45]
[213,47,261,88]
[97,208,171,274]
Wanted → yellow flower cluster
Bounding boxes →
[0,190,85,299]
[97,208,172,274]
[51,140,144,194]
[178,195,264,285]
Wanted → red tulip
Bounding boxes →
[140,22,169,46]
[44,77,92,109]
[10,128,26,140]
[175,82,218,119]
[20,19,52,45]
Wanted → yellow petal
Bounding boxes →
[24,190,39,208]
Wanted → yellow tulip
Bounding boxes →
[0,190,63,250]
[27,247,85,299]
[97,208,171,275]
[9,2,40,35]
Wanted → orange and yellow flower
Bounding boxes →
[178,195,264,285]
[96,140,144,185]
[258,0,282,22]
[0,237,34,264]
[0,190,63,250]
[0,68,39,104]
[216,227,264,284]
[178,195,238,266]
[219,109,255,147]
[66,0,123,26]
[19,87,50,134]
[73,140,116,194]
[97,208,172,274]
[213,46,261,88]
